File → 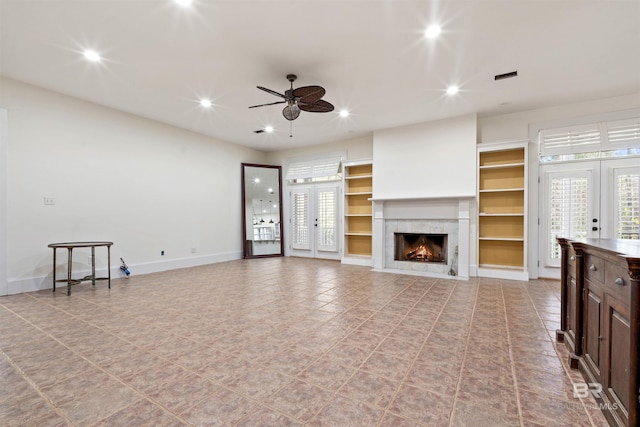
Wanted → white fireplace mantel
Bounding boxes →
[371,197,472,279]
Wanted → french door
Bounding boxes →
[289,183,340,259]
[539,158,640,277]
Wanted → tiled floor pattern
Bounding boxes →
[1,257,609,426]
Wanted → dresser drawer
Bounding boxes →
[584,253,605,283]
[605,262,631,302]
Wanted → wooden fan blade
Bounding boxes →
[293,86,325,104]
[257,86,285,98]
[299,99,334,113]
[248,100,286,109]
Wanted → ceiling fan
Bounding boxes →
[249,74,334,121]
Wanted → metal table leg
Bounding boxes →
[67,248,73,296]
[52,247,57,292]
[107,245,111,289]
[91,246,96,286]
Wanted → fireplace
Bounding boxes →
[394,233,447,263]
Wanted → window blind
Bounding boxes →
[539,116,640,158]
[616,173,640,240]
[548,176,589,259]
[291,190,310,250]
[317,189,337,251]
[605,118,640,148]
[539,124,601,156]
[285,157,341,181]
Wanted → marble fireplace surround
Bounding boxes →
[371,197,471,279]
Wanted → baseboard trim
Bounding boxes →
[5,251,242,295]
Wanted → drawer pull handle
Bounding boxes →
[598,336,604,341]
[614,277,625,286]
[570,256,575,261]
[589,264,597,271]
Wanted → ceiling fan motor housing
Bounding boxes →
[283,104,300,121]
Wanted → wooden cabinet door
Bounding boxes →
[604,295,631,421]
[584,284,602,380]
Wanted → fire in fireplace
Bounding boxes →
[394,233,447,263]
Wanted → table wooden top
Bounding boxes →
[570,238,640,259]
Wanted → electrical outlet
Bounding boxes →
[161,250,165,256]
[191,248,196,254]
[43,197,55,205]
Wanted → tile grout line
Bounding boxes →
[372,278,460,426]
[230,276,417,426]
[3,295,195,427]
[447,278,480,426]
[499,281,525,427]
[524,279,602,427]
[296,277,419,425]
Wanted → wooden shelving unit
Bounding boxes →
[477,142,528,280]
[343,162,373,265]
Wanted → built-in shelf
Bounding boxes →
[478,213,524,216]
[477,142,528,280]
[478,263,525,271]
[478,188,525,193]
[343,162,373,265]
[479,162,525,169]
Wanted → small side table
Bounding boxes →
[48,241,113,295]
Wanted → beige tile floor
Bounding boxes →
[0,257,609,426]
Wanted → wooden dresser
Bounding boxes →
[556,238,640,427]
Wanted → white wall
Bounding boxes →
[265,134,373,166]
[478,93,640,144]
[372,114,477,200]
[1,77,266,294]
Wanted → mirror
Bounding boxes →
[241,163,284,258]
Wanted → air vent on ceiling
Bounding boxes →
[495,71,518,81]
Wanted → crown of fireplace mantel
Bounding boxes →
[369,194,475,202]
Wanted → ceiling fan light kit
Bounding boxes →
[249,74,334,125]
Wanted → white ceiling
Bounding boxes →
[1,0,639,152]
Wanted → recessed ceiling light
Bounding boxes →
[425,25,442,39]
[199,99,212,108]
[339,109,349,118]
[83,50,101,62]
[254,178,260,183]
[446,85,459,95]
[265,126,274,133]
[175,0,192,6]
